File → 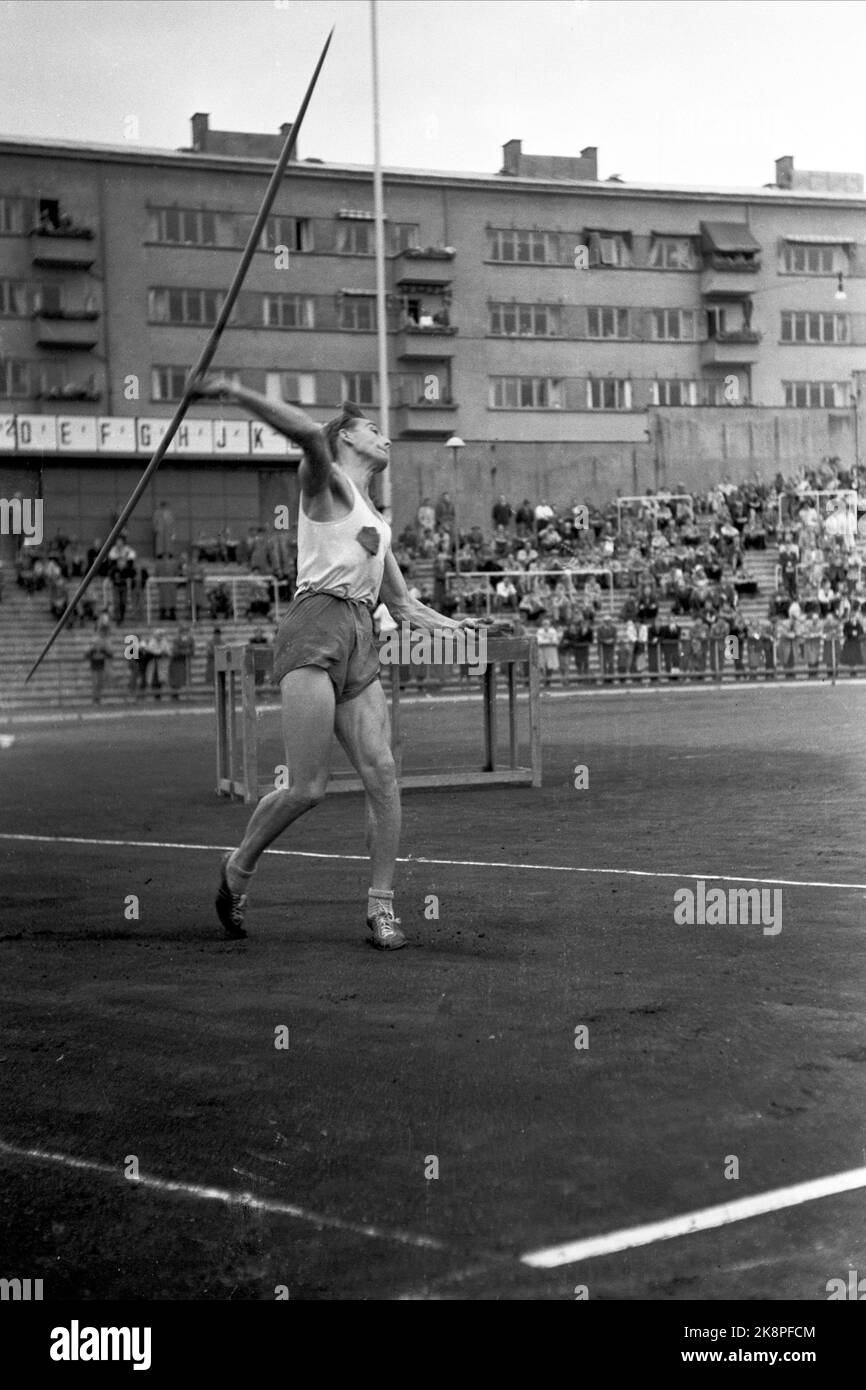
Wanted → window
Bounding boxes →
[0,279,31,316]
[149,208,217,245]
[587,379,632,409]
[342,372,377,405]
[588,233,631,267]
[262,294,314,328]
[488,303,559,336]
[337,222,374,255]
[148,288,222,324]
[652,379,698,406]
[652,308,696,341]
[35,361,66,394]
[649,237,695,270]
[782,243,838,274]
[151,367,190,402]
[783,381,847,407]
[265,371,317,405]
[389,223,419,254]
[489,376,562,408]
[0,359,31,397]
[261,216,313,253]
[393,372,452,406]
[487,229,563,264]
[340,296,376,330]
[0,196,32,235]
[587,307,630,339]
[781,311,848,343]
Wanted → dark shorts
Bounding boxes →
[272,590,381,704]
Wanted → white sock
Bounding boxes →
[368,887,394,918]
[226,853,255,893]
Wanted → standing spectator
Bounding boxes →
[823,611,842,674]
[759,617,777,679]
[169,625,195,699]
[646,616,661,680]
[148,629,171,700]
[562,613,594,683]
[151,501,175,559]
[492,494,513,530]
[536,617,561,688]
[205,626,223,687]
[515,499,534,537]
[658,616,681,678]
[777,613,798,679]
[688,620,708,682]
[534,499,554,539]
[249,622,270,689]
[249,527,270,572]
[802,613,823,678]
[596,613,617,683]
[417,497,435,536]
[841,606,864,676]
[84,636,112,704]
[434,491,456,538]
[221,525,240,563]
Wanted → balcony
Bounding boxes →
[394,246,456,282]
[35,311,100,349]
[700,262,760,298]
[393,401,458,438]
[396,324,458,359]
[36,381,101,403]
[700,330,762,366]
[30,229,96,269]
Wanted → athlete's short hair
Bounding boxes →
[323,401,368,461]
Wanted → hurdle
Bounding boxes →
[214,636,542,802]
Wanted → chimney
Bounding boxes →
[580,145,598,179]
[191,113,210,151]
[502,139,522,175]
[775,155,794,188]
[279,122,297,159]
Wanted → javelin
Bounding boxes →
[26,27,334,682]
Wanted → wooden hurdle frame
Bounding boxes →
[215,637,542,802]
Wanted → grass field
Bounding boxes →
[1,680,865,1300]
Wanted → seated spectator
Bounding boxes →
[209,582,231,620]
[247,580,272,620]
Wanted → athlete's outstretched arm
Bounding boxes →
[379,550,474,633]
[191,375,332,487]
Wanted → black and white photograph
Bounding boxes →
[1,0,864,1343]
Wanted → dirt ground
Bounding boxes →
[1,681,864,1300]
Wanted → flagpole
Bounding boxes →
[371,0,391,519]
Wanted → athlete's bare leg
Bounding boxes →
[334,677,400,891]
[226,666,335,885]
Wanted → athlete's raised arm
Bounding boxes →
[190,375,333,491]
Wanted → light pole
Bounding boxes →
[445,434,464,572]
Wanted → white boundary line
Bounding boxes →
[0,1138,444,1251]
[2,674,865,726]
[521,1165,866,1268]
[0,832,864,892]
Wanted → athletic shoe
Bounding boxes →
[216,853,248,939]
[367,903,406,950]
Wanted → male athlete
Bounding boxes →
[192,377,473,949]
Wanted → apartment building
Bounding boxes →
[1,117,864,552]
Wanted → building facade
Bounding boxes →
[1,119,865,556]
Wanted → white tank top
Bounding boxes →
[295,474,391,608]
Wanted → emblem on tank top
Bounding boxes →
[356,525,380,557]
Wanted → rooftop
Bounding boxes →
[1,131,865,207]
